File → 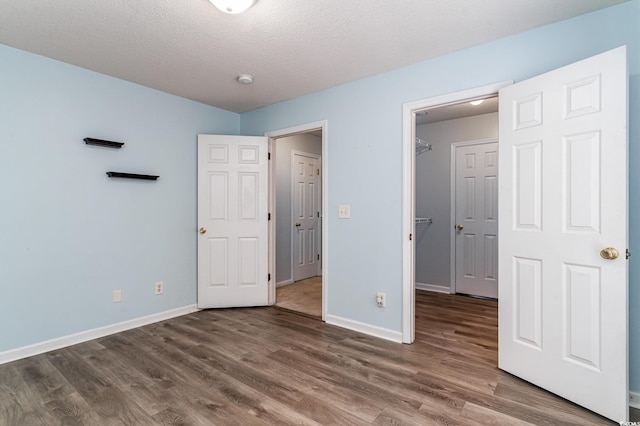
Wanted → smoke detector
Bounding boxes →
[210,0,258,15]
[237,74,254,84]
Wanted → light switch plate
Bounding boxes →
[338,205,351,219]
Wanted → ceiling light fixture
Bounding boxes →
[470,99,484,106]
[237,74,254,84]
[209,0,258,14]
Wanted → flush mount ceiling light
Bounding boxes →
[209,0,258,14]
[469,99,484,106]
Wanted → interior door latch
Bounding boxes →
[627,249,631,259]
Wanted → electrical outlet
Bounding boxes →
[155,281,164,295]
[376,292,386,308]
[113,290,122,303]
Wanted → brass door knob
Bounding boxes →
[295,223,301,227]
[199,227,207,234]
[455,224,464,231]
[600,247,619,260]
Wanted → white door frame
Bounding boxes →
[449,138,499,295]
[266,121,328,322]
[291,149,322,281]
[401,81,511,343]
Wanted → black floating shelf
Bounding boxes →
[84,137,124,148]
[106,172,159,181]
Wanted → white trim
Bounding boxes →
[415,283,451,294]
[0,304,199,365]
[276,279,294,288]
[326,314,403,343]
[402,81,512,345]
[401,101,416,344]
[267,136,277,305]
[450,138,499,295]
[630,392,640,410]
[266,120,328,322]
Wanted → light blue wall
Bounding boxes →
[0,44,239,352]
[241,1,640,389]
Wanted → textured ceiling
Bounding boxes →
[0,0,627,113]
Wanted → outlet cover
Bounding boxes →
[338,205,351,219]
[113,290,122,303]
[155,281,164,295]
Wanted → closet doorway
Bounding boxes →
[414,97,499,298]
[267,124,325,319]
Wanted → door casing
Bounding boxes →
[402,81,512,343]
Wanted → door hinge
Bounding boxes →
[317,211,320,218]
[268,273,271,281]
[268,152,271,160]
[409,233,413,241]
[317,254,320,260]
[627,249,631,259]
[268,212,271,221]
[317,169,320,175]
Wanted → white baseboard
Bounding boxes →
[325,314,402,343]
[416,282,451,294]
[276,279,294,288]
[0,304,199,365]
[630,391,640,410]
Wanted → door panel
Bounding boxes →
[454,142,498,298]
[498,46,628,421]
[197,135,268,308]
[292,152,321,281]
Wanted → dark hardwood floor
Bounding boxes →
[0,291,621,425]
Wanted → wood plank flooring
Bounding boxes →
[274,276,322,318]
[0,291,624,425]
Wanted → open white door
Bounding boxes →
[498,46,628,421]
[197,135,269,308]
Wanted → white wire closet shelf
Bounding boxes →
[415,217,432,224]
[416,137,432,155]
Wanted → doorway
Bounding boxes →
[266,122,327,320]
[413,97,499,300]
[402,82,510,343]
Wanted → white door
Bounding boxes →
[292,151,321,281]
[498,46,627,421]
[197,135,269,308]
[454,141,498,298]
